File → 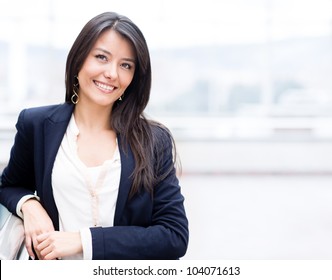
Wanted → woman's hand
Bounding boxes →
[21,198,55,259]
[36,231,83,260]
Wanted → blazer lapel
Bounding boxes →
[42,103,74,228]
[113,135,135,225]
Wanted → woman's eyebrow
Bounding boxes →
[94,47,136,63]
[94,47,111,55]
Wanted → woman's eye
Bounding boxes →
[96,54,107,61]
[121,63,132,70]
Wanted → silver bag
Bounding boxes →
[0,203,28,260]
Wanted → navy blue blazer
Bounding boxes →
[0,103,188,259]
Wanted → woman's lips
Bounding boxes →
[94,80,116,92]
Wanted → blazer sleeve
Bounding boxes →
[0,109,36,214]
[90,127,189,260]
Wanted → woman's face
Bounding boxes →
[77,29,136,108]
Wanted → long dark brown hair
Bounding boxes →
[65,12,178,196]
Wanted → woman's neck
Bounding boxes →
[73,102,113,132]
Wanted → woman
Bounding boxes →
[0,12,188,260]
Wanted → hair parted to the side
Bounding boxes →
[65,12,178,197]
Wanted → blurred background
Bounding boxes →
[1,0,332,259]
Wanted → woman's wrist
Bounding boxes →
[21,197,40,214]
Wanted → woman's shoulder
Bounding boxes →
[147,120,175,151]
[18,103,73,124]
[21,103,71,116]
[149,120,172,139]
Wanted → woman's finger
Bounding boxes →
[25,235,36,260]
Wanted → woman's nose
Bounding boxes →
[104,63,118,79]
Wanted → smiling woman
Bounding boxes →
[76,29,136,110]
[0,11,188,260]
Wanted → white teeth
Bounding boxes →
[95,81,114,91]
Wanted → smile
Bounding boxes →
[94,81,115,92]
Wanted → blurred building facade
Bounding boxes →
[1,0,332,142]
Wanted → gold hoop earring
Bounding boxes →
[71,76,79,104]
